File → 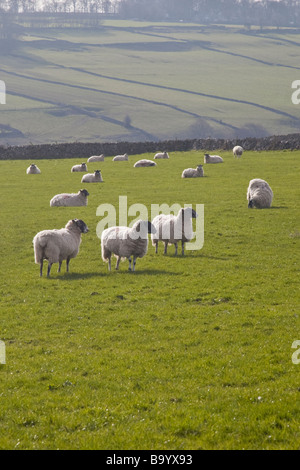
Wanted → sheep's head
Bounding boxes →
[80,189,89,197]
[95,170,101,174]
[73,219,89,233]
[182,207,198,219]
[248,200,254,208]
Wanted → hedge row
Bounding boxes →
[0,133,300,160]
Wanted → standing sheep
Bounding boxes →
[101,220,156,272]
[26,164,41,174]
[81,170,103,183]
[50,189,89,207]
[204,153,223,164]
[151,207,198,256]
[33,218,89,277]
[113,153,128,161]
[233,146,244,158]
[134,159,157,167]
[154,152,169,159]
[87,154,104,162]
[71,163,87,172]
[247,178,273,208]
[182,164,204,178]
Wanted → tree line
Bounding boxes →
[0,0,300,27]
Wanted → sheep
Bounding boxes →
[151,207,198,256]
[181,164,204,178]
[113,153,128,161]
[154,151,169,159]
[101,220,156,272]
[204,153,223,164]
[26,164,41,174]
[81,170,103,183]
[33,218,89,277]
[233,146,244,158]
[50,189,89,207]
[71,163,87,172]
[247,178,273,209]
[134,159,157,167]
[87,154,105,162]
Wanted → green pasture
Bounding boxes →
[1,21,300,145]
[0,149,299,449]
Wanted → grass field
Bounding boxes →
[0,149,299,450]
[1,21,300,145]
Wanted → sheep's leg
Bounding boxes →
[47,262,52,278]
[66,257,71,272]
[132,256,137,272]
[154,241,158,254]
[128,257,132,271]
[39,260,43,277]
[164,242,168,254]
[58,261,62,272]
[115,256,121,270]
[182,241,185,256]
[174,243,178,256]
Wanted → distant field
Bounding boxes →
[0,21,300,145]
[0,149,299,449]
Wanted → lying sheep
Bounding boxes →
[71,163,87,172]
[81,170,103,183]
[113,153,128,161]
[151,207,198,256]
[204,153,223,164]
[33,218,89,277]
[87,154,105,162]
[233,146,244,158]
[247,178,273,208]
[27,164,41,174]
[134,159,157,167]
[182,164,204,178]
[154,151,169,159]
[50,189,89,207]
[101,220,156,272]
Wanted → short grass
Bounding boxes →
[0,149,299,450]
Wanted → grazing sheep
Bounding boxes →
[81,170,103,183]
[182,164,204,178]
[71,163,87,172]
[87,154,105,162]
[50,189,89,207]
[26,164,41,174]
[154,151,169,159]
[151,207,198,256]
[247,178,273,209]
[204,153,223,164]
[134,159,157,167]
[101,220,156,272]
[233,146,244,158]
[113,153,128,161]
[33,218,89,277]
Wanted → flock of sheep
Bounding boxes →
[29,145,274,276]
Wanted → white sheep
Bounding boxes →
[87,154,104,162]
[151,207,198,256]
[181,164,204,178]
[154,151,169,159]
[101,220,156,272]
[71,163,87,172]
[81,170,103,183]
[50,189,89,207]
[113,153,128,161]
[26,164,41,174]
[233,146,244,158]
[204,153,223,164]
[134,159,157,167]
[247,178,273,209]
[33,218,89,277]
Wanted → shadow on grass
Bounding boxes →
[56,271,106,280]
[49,269,179,279]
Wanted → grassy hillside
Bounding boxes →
[0,149,299,449]
[0,21,300,145]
